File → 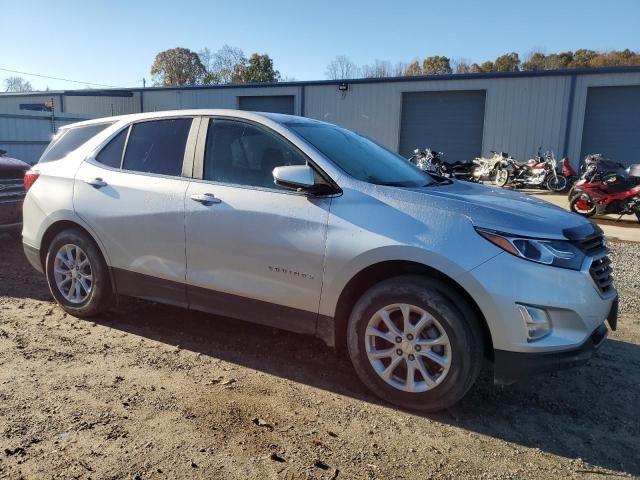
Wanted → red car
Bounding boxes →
[0,150,31,238]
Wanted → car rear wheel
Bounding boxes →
[45,229,112,317]
[347,275,483,412]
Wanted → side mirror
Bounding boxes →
[273,165,316,192]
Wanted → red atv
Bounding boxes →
[569,163,640,222]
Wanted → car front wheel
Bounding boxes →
[347,275,484,412]
[45,229,113,317]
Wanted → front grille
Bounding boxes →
[0,177,25,204]
[573,234,614,294]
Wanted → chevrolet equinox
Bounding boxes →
[22,110,617,411]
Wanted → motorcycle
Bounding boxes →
[560,157,578,187]
[470,150,511,183]
[569,163,640,222]
[409,148,476,181]
[494,150,567,191]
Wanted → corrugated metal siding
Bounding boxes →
[64,93,140,117]
[304,75,572,161]
[141,86,302,113]
[0,112,90,164]
[0,94,62,114]
[1,71,640,167]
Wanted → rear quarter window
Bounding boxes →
[39,123,112,163]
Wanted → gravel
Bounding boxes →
[609,240,640,314]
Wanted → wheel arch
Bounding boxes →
[330,260,493,359]
[39,220,117,296]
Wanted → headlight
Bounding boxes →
[476,228,585,270]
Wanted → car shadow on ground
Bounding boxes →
[93,299,640,477]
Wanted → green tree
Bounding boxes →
[570,49,598,68]
[480,61,494,72]
[403,61,423,76]
[150,47,207,86]
[544,51,573,70]
[422,56,452,74]
[522,51,547,71]
[493,52,520,72]
[469,63,483,73]
[233,53,280,83]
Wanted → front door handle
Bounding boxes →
[86,177,107,189]
[191,193,221,205]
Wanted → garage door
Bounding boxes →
[399,90,486,161]
[238,95,295,115]
[580,86,640,166]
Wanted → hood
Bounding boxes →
[0,156,31,172]
[380,180,590,240]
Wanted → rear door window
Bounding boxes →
[39,123,112,163]
[122,118,191,176]
[95,128,128,169]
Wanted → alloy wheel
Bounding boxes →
[365,303,452,393]
[53,244,93,304]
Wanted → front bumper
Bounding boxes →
[457,251,617,353]
[494,322,608,384]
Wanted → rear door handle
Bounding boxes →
[86,177,107,189]
[191,193,221,205]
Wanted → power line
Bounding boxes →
[0,66,141,89]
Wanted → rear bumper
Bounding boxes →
[23,243,43,273]
[494,323,608,384]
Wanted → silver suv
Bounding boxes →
[22,110,617,411]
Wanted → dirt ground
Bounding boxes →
[0,237,638,480]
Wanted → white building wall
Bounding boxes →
[304,75,572,161]
[2,70,640,165]
[141,86,302,113]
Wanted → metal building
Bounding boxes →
[1,66,640,165]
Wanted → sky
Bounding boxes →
[1,0,639,91]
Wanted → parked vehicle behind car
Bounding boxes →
[495,150,568,191]
[0,149,30,239]
[470,150,511,183]
[409,148,477,181]
[569,163,640,221]
[22,110,617,411]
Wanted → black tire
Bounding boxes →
[495,168,509,187]
[45,229,113,317]
[636,211,640,224]
[347,275,484,412]
[569,195,596,217]
[546,175,568,192]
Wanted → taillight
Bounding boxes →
[23,170,40,192]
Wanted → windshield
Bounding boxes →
[39,123,112,163]
[287,121,433,187]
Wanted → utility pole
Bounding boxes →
[142,77,146,88]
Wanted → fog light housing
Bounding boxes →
[518,305,552,341]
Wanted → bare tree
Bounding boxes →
[361,59,393,78]
[325,55,359,80]
[212,45,246,84]
[452,58,472,74]
[4,76,33,92]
